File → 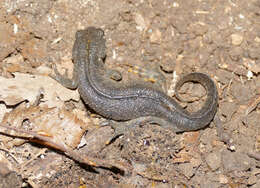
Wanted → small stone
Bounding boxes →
[221,150,251,172]
[248,175,258,185]
[228,145,236,151]
[220,102,237,121]
[251,181,260,188]
[36,65,53,75]
[231,83,253,103]
[205,152,221,171]
[255,36,260,43]
[247,70,253,80]
[190,156,202,168]
[248,48,260,59]
[190,23,208,36]
[231,33,243,46]
[229,46,243,61]
[0,24,16,61]
[219,174,229,184]
[178,163,194,179]
[134,13,148,31]
[150,29,162,44]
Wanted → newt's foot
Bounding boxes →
[50,63,78,89]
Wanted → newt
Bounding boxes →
[52,27,218,132]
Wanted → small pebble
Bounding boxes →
[150,29,162,44]
[231,33,243,46]
[134,13,148,31]
[248,175,258,185]
[205,152,221,171]
[219,174,229,184]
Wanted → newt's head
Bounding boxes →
[75,27,106,60]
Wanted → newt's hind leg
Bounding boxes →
[106,69,122,81]
[102,116,182,144]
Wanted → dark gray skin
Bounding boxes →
[52,27,218,132]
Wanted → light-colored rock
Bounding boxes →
[231,33,243,46]
[205,152,221,171]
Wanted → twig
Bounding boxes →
[20,148,48,169]
[0,124,131,173]
[0,148,19,164]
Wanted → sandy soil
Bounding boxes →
[0,0,260,187]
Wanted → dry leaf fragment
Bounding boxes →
[0,103,131,173]
[0,104,88,149]
[2,54,33,74]
[0,73,79,107]
[0,123,131,173]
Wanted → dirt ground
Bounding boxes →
[0,0,260,187]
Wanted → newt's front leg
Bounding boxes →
[50,63,79,89]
